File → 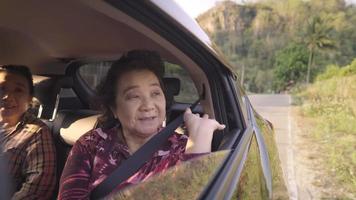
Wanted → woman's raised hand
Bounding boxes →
[184,108,225,153]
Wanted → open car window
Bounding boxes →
[78,61,198,103]
[110,151,230,199]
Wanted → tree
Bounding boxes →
[304,15,335,84]
[273,43,308,92]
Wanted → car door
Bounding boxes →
[93,1,287,199]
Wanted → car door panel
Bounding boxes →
[252,109,289,200]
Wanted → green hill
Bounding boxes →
[197,0,356,93]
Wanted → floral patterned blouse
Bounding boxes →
[58,126,199,200]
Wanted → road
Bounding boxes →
[249,94,298,200]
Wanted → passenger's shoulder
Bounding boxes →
[22,114,50,135]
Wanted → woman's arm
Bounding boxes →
[183,108,225,154]
[58,139,93,200]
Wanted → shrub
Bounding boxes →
[316,64,340,81]
[340,58,356,76]
[298,73,356,194]
[316,58,356,81]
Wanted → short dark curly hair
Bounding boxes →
[96,50,165,129]
[0,64,34,95]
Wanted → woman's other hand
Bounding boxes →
[184,108,225,153]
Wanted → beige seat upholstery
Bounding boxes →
[60,114,101,145]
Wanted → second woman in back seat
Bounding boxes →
[58,50,225,200]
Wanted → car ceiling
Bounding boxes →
[0,0,179,74]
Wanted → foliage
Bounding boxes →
[296,59,356,196]
[316,58,356,81]
[197,0,356,93]
[315,64,340,81]
[340,58,356,76]
[273,43,308,91]
[303,15,336,83]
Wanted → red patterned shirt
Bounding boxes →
[58,126,198,200]
[1,112,56,200]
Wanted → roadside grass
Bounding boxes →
[294,73,356,197]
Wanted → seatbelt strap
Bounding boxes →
[91,98,200,199]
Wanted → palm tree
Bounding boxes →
[304,15,335,84]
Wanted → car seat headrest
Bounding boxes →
[163,77,180,108]
[34,77,74,120]
[55,77,73,89]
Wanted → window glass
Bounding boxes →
[110,150,230,199]
[164,62,198,103]
[78,61,111,90]
[232,135,269,199]
[233,78,249,123]
[78,61,198,103]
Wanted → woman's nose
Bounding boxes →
[140,97,154,111]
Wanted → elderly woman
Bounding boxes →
[0,65,56,200]
[58,50,225,199]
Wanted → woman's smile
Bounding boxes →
[138,116,157,121]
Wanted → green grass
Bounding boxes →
[295,70,356,197]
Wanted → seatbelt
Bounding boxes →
[91,98,201,199]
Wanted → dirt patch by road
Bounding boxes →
[291,107,355,200]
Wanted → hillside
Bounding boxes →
[197,1,256,34]
[196,0,356,93]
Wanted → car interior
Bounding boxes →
[32,61,202,182]
[1,0,241,196]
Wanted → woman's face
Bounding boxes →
[0,72,31,126]
[113,69,166,139]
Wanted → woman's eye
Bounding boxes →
[152,91,162,97]
[126,94,139,100]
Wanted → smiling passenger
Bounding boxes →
[0,65,56,200]
[58,50,225,199]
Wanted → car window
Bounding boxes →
[233,78,249,123]
[78,61,112,90]
[110,150,230,199]
[164,63,198,103]
[78,61,198,103]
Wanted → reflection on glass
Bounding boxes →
[107,150,230,200]
[232,135,269,200]
[255,115,288,200]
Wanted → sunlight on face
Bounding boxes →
[0,72,31,126]
[113,69,166,139]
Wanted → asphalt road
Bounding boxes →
[249,94,298,200]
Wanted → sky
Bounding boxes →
[174,0,238,18]
[174,0,356,18]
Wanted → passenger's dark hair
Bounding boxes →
[0,65,34,95]
[96,50,165,129]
